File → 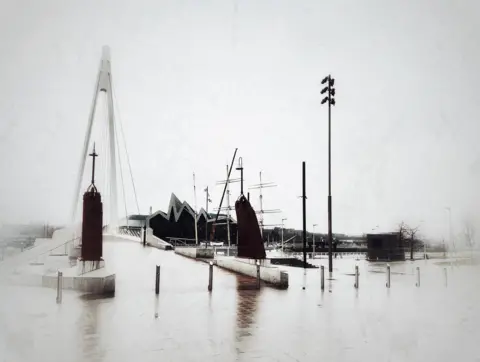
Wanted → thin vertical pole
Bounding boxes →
[328,93,333,274]
[386,264,391,288]
[193,173,199,245]
[312,225,316,259]
[256,261,261,289]
[208,261,213,291]
[240,167,243,195]
[56,271,63,303]
[354,265,359,288]
[281,222,284,254]
[321,265,325,290]
[302,162,307,268]
[259,172,264,238]
[143,222,146,246]
[237,157,244,195]
[155,265,160,294]
[205,186,209,241]
[226,166,231,248]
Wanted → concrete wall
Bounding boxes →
[42,273,115,294]
[147,229,173,250]
[215,257,288,289]
[175,247,214,259]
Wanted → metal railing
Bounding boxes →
[117,227,141,238]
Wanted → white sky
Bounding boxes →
[0,0,479,242]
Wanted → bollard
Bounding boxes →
[155,265,160,295]
[320,265,325,291]
[56,271,63,303]
[415,266,420,287]
[386,264,391,288]
[444,267,448,287]
[208,261,213,292]
[256,261,261,289]
[354,265,359,288]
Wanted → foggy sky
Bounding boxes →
[1,0,479,242]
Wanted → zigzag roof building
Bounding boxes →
[120,193,237,245]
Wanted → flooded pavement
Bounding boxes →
[1,241,479,361]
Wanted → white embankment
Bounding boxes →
[174,247,288,288]
[215,257,289,289]
[146,229,173,250]
[175,247,214,259]
[1,227,116,294]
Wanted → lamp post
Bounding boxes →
[204,186,212,242]
[321,74,336,274]
[281,218,287,254]
[193,173,199,245]
[301,162,307,269]
[236,157,244,196]
[313,224,318,259]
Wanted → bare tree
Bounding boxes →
[398,222,422,260]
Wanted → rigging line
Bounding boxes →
[111,80,141,215]
[101,100,108,197]
[103,93,111,226]
[113,105,129,227]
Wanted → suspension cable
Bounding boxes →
[102,93,111,227]
[111,81,141,215]
[113,101,129,228]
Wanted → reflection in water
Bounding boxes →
[235,274,260,341]
[77,299,105,362]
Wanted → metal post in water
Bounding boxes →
[302,162,307,269]
[416,266,420,287]
[155,265,160,295]
[143,224,147,247]
[386,264,391,288]
[444,267,448,287]
[321,265,325,291]
[354,265,359,288]
[208,261,213,291]
[256,261,261,289]
[56,271,63,303]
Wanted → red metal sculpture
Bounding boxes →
[235,195,266,259]
[81,144,103,261]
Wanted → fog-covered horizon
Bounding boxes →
[1,0,479,244]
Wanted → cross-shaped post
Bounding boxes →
[89,143,98,186]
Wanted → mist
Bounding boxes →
[1,0,480,245]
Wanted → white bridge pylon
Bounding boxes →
[72,46,118,231]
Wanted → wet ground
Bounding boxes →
[0,240,479,362]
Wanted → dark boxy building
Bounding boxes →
[366,232,405,261]
[120,194,237,245]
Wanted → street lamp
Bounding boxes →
[281,218,287,254]
[321,74,336,274]
[236,157,244,195]
[313,224,318,259]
